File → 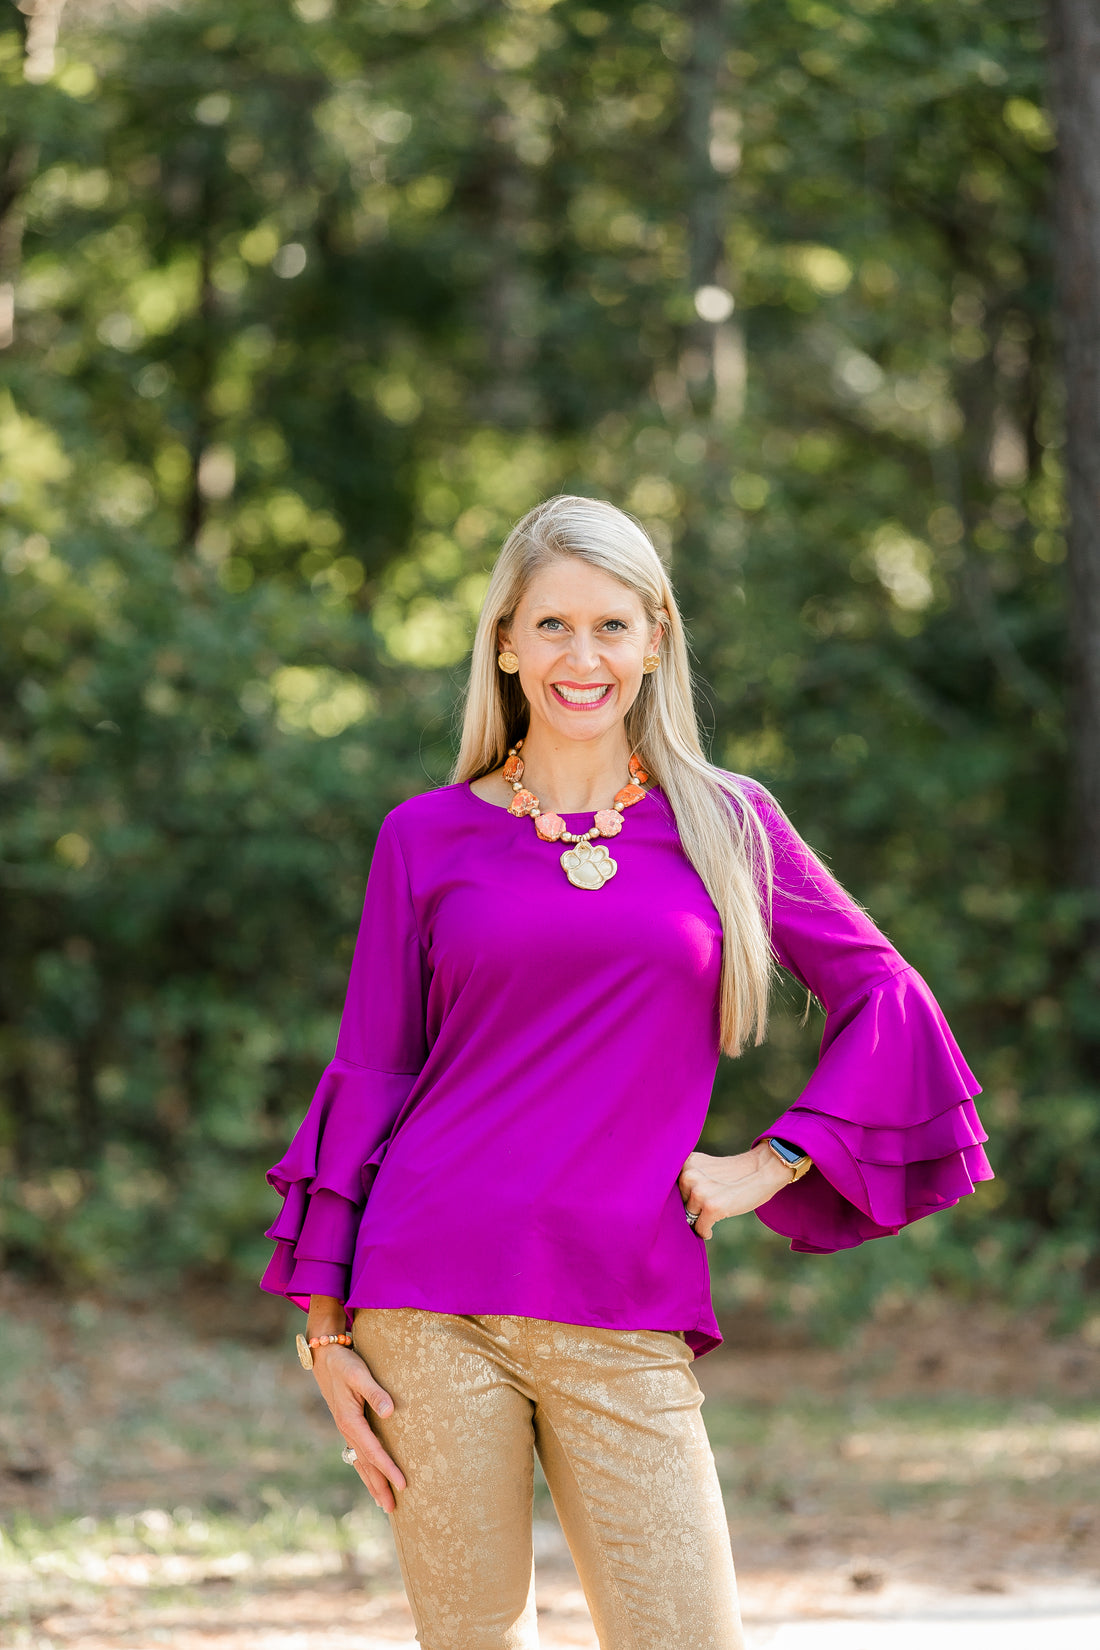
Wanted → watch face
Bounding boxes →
[768,1137,805,1166]
[295,1333,314,1370]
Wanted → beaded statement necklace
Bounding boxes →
[503,738,649,890]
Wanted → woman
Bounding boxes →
[262,495,991,1650]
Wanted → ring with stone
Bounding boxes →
[341,1444,358,1465]
[685,1209,700,1226]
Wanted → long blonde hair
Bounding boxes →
[451,494,775,1057]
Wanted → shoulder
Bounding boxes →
[707,771,828,879]
[361,784,472,895]
[709,767,784,833]
[375,782,472,859]
[712,774,857,910]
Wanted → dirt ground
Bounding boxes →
[1,1278,1098,1648]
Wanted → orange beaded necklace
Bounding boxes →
[503,738,649,889]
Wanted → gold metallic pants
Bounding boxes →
[351,1309,744,1650]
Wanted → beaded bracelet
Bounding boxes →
[296,1330,353,1369]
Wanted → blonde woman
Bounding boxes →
[262,496,990,1650]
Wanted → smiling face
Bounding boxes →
[498,556,662,746]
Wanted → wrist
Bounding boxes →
[756,1153,795,1194]
[307,1321,346,1340]
[306,1295,347,1336]
[295,1328,353,1370]
[762,1135,814,1184]
[311,1339,354,1366]
[749,1139,788,1179]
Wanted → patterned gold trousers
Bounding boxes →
[351,1308,744,1650]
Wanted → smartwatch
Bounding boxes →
[767,1137,814,1182]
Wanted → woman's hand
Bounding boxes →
[310,1343,407,1513]
[678,1142,794,1240]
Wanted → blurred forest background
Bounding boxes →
[2,0,1098,1338]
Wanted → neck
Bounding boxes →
[516,725,633,814]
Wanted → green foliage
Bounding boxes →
[0,0,1095,1318]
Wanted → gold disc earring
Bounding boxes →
[498,651,520,674]
[642,654,660,675]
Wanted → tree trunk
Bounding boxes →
[680,0,727,418]
[1048,0,1100,907]
[183,223,217,548]
[1,1,69,348]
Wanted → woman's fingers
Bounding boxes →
[340,1434,399,1512]
[678,1153,704,1199]
[690,1205,715,1240]
[353,1451,400,1512]
[680,1169,709,1238]
[338,1409,407,1506]
[680,1157,713,1236]
[355,1371,395,1420]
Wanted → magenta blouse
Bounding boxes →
[260,778,991,1357]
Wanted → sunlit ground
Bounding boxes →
[1,1282,1098,1648]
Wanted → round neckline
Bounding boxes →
[463,778,661,827]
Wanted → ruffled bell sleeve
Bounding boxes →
[261,817,428,1309]
[749,789,992,1252]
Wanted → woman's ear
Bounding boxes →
[649,617,666,654]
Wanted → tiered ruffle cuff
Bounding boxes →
[260,1055,418,1310]
[755,963,992,1252]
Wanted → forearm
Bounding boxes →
[746,1139,801,1202]
[307,1294,348,1338]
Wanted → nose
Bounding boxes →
[565,630,602,676]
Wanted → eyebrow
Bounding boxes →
[528,605,638,622]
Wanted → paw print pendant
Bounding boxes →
[560,840,617,890]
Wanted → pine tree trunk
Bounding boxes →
[681,0,726,417]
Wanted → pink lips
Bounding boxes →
[551,682,613,710]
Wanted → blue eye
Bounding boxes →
[535,617,630,632]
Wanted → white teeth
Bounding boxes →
[555,684,609,704]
